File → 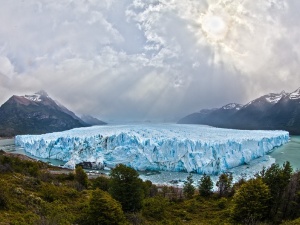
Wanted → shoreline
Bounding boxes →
[0,136,14,140]
[0,149,39,162]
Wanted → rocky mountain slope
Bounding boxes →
[178,88,300,134]
[80,114,107,126]
[0,91,105,137]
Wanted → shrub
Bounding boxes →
[91,176,110,191]
[75,166,88,189]
[232,178,271,224]
[142,196,168,220]
[217,197,227,209]
[84,189,127,225]
[0,185,9,210]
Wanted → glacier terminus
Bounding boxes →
[15,124,289,175]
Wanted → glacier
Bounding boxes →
[15,124,289,174]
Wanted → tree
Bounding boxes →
[91,176,110,191]
[75,166,88,189]
[84,189,127,225]
[161,185,169,198]
[232,178,271,224]
[279,171,300,220]
[216,173,233,197]
[261,162,293,220]
[142,180,153,198]
[232,177,246,195]
[183,173,195,199]
[109,164,144,212]
[198,174,213,197]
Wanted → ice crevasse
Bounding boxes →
[15,124,289,174]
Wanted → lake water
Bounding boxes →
[1,136,299,186]
[269,135,300,170]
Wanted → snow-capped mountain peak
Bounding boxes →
[289,87,300,100]
[265,92,285,104]
[178,86,300,134]
[24,94,42,102]
[0,91,91,136]
[222,103,243,110]
[280,90,286,95]
[243,100,254,108]
[23,90,49,102]
[243,91,286,108]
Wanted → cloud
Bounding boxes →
[0,56,15,78]
[0,0,299,122]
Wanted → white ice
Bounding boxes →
[15,124,289,174]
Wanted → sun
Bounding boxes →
[197,1,249,51]
[188,0,252,67]
[200,8,230,43]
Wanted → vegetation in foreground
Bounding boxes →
[0,151,300,225]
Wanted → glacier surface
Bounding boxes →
[15,124,289,174]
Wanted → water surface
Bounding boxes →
[269,135,300,170]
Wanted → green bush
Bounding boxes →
[142,196,168,220]
[81,189,127,225]
[217,197,227,209]
[91,176,110,191]
[232,178,271,224]
[75,166,88,189]
[40,184,60,202]
[0,155,44,176]
[0,184,9,210]
[282,218,300,225]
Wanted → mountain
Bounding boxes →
[80,114,107,126]
[178,108,217,124]
[0,91,90,137]
[178,88,300,134]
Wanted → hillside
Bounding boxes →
[0,91,95,136]
[178,88,300,134]
[0,151,299,224]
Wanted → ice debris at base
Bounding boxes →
[15,124,289,174]
[138,155,276,190]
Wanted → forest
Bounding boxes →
[0,151,300,225]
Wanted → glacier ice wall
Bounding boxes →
[15,124,289,174]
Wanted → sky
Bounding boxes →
[0,0,300,122]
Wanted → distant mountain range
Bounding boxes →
[178,88,300,135]
[80,114,107,126]
[0,91,106,137]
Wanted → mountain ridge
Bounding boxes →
[0,91,106,137]
[80,114,107,126]
[178,87,300,134]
